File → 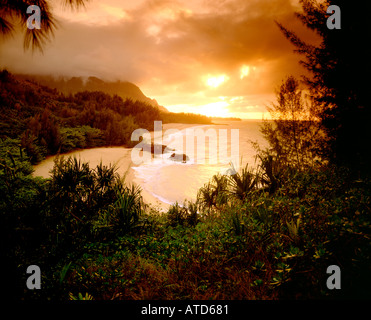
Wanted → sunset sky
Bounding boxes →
[0,0,320,119]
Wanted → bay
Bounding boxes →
[33,119,267,211]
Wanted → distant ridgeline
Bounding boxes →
[0,69,212,164]
[15,73,168,113]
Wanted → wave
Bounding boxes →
[131,121,266,208]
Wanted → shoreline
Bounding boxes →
[32,146,171,213]
[31,121,244,213]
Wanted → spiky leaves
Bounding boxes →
[0,0,88,52]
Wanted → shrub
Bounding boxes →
[60,126,105,153]
[112,184,143,234]
[197,174,229,212]
[227,163,258,200]
[167,201,199,227]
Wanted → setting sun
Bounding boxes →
[198,101,230,117]
[204,74,229,88]
[166,100,231,118]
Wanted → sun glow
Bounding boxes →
[240,65,250,79]
[240,65,257,79]
[166,101,230,118]
[205,74,229,88]
[198,101,230,117]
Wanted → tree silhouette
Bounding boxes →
[277,0,371,174]
[261,75,321,170]
[0,0,87,52]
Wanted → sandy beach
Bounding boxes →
[32,146,171,212]
[32,121,264,214]
[31,122,208,213]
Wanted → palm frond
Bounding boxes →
[62,0,88,9]
[0,15,14,36]
[228,163,257,200]
[114,184,143,233]
[0,0,88,52]
[22,1,57,52]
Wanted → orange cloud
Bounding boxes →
[0,0,320,118]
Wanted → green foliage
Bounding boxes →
[191,164,371,299]
[256,151,288,194]
[0,138,41,215]
[261,76,322,171]
[27,108,62,154]
[69,292,93,300]
[1,70,216,166]
[20,130,47,164]
[4,152,370,300]
[112,184,143,233]
[227,163,258,200]
[197,174,229,212]
[60,126,105,153]
[229,208,246,236]
[277,0,371,173]
[166,201,199,227]
[1,50,371,300]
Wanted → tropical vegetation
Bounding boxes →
[1,0,370,301]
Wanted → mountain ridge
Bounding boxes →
[14,73,168,113]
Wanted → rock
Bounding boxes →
[139,143,175,155]
[170,153,189,163]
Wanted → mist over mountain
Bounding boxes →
[0,69,212,163]
[14,74,168,113]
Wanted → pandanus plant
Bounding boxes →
[228,163,258,200]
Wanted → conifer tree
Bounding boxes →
[277,0,371,173]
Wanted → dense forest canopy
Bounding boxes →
[0,69,212,163]
[14,74,167,113]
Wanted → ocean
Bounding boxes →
[33,119,267,211]
[130,119,267,208]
